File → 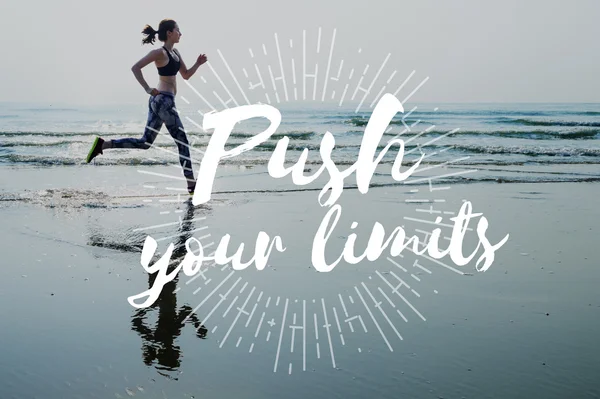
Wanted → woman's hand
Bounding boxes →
[146,87,160,96]
[196,54,207,66]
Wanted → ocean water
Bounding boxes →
[1,101,599,184]
[1,102,600,398]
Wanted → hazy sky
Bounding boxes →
[2,0,599,106]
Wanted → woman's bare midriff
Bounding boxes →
[157,76,177,95]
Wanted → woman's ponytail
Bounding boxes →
[141,20,175,45]
[141,24,157,45]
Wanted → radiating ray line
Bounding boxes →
[404,216,466,230]
[217,49,251,105]
[184,80,216,111]
[268,65,278,92]
[351,66,367,100]
[302,300,307,371]
[403,169,478,185]
[355,53,391,113]
[393,70,415,96]
[312,64,318,101]
[146,125,206,156]
[377,286,396,308]
[361,282,403,341]
[402,125,437,144]
[292,58,297,85]
[389,271,411,291]
[331,59,344,81]
[138,170,187,180]
[249,64,265,90]
[213,91,229,108]
[370,85,387,108]
[222,295,239,318]
[245,303,259,328]
[376,271,426,321]
[332,307,345,345]
[405,128,461,155]
[377,269,409,294]
[206,61,239,107]
[155,226,208,242]
[184,271,235,322]
[321,298,336,368]
[185,260,216,285]
[404,245,465,275]
[354,285,393,351]
[396,309,408,322]
[184,116,205,132]
[302,30,307,100]
[316,27,322,53]
[321,28,337,101]
[220,287,256,348]
[339,83,350,107]
[273,298,289,372]
[255,312,266,337]
[401,106,418,131]
[338,294,349,316]
[402,77,429,104]
[386,70,397,84]
[409,156,471,176]
[420,146,454,161]
[132,217,206,232]
[274,33,289,101]
[387,257,408,273]
[197,277,242,326]
[290,313,298,352]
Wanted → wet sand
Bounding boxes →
[1,164,599,398]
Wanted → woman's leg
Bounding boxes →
[86,97,163,163]
[110,97,163,149]
[153,94,196,192]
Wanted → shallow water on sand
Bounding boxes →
[1,163,599,398]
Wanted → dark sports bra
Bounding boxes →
[157,47,181,76]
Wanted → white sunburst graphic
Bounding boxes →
[132,27,482,374]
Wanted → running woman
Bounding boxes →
[86,19,207,194]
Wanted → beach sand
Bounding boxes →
[1,163,599,398]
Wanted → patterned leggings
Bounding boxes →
[112,92,194,180]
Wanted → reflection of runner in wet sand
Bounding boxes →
[86,19,207,195]
[131,199,208,378]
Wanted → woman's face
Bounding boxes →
[168,24,182,43]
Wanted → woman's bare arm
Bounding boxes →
[174,49,207,80]
[131,49,163,93]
